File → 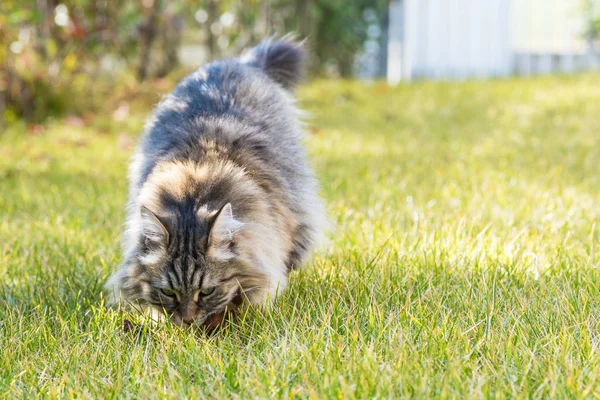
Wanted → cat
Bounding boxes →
[105,38,326,327]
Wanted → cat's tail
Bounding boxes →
[241,36,306,90]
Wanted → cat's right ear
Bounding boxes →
[207,203,243,261]
[140,206,169,251]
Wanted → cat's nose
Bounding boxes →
[180,306,198,325]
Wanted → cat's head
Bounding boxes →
[110,202,266,326]
[106,160,290,326]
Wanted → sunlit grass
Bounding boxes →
[1,74,599,397]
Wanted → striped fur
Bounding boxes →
[105,38,326,327]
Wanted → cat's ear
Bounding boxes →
[208,203,243,261]
[140,206,169,251]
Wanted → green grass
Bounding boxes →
[1,74,600,398]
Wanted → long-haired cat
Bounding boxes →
[105,38,326,327]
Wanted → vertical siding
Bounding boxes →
[401,0,512,79]
[388,0,595,82]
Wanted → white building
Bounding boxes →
[387,0,600,83]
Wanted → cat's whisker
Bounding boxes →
[241,286,263,294]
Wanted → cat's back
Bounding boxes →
[141,61,275,156]
[135,42,305,187]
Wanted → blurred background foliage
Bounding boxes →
[0,0,388,124]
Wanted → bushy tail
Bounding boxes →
[241,37,306,90]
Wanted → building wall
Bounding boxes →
[388,0,596,82]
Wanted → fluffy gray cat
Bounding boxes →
[105,38,326,327]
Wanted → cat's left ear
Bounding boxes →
[208,203,243,261]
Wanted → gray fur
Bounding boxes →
[240,37,306,89]
[105,38,326,326]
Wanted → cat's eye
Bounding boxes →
[161,288,177,297]
[200,287,215,296]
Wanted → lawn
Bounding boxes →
[1,74,599,398]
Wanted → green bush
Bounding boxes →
[1,0,387,124]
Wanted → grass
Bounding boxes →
[1,73,600,398]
